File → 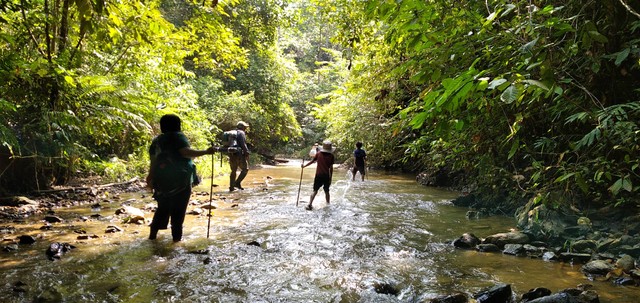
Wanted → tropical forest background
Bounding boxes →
[1,0,639,215]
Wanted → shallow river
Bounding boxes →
[1,161,637,302]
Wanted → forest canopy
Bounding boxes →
[1,0,639,212]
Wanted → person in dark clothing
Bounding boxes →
[229,121,250,191]
[351,142,367,181]
[301,141,335,210]
[146,114,215,242]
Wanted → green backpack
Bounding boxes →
[150,134,193,196]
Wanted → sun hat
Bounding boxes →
[237,121,249,129]
[320,141,335,154]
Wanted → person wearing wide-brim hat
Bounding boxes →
[228,121,250,191]
[301,140,336,210]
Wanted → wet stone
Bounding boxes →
[372,282,399,296]
[581,259,614,276]
[577,290,599,303]
[3,243,18,252]
[12,281,28,293]
[247,241,261,247]
[105,225,123,233]
[43,215,63,223]
[570,240,597,253]
[39,224,53,230]
[474,283,512,303]
[613,277,636,286]
[558,252,591,264]
[502,244,525,256]
[0,226,16,234]
[453,233,480,249]
[429,293,467,303]
[521,287,552,301]
[18,235,36,245]
[542,251,558,261]
[477,244,500,252]
[77,234,99,240]
[527,292,579,303]
[45,242,76,260]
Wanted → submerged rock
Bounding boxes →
[477,243,501,252]
[474,283,512,303]
[521,287,552,302]
[247,241,261,247]
[372,281,399,296]
[45,242,76,260]
[18,235,36,245]
[526,292,579,303]
[577,290,599,303]
[429,293,468,303]
[43,215,63,223]
[453,233,480,249]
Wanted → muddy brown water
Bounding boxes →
[0,161,637,302]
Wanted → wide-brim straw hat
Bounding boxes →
[237,121,249,129]
[320,141,335,154]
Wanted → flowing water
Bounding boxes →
[0,161,637,302]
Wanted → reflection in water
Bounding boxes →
[0,162,636,302]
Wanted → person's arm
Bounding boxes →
[329,157,334,178]
[179,146,215,158]
[146,143,157,189]
[302,157,317,168]
[238,131,250,156]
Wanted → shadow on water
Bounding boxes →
[0,161,637,302]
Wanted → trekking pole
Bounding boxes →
[206,152,215,239]
[296,158,304,207]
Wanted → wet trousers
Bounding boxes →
[229,152,248,188]
[149,188,191,241]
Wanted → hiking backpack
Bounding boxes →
[222,130,238,147]
[150,134,192,194]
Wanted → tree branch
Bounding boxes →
[19,0,46,57]
[104,44,134,75]
[617,0,640,19]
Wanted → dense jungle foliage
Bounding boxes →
[1,0,639,213]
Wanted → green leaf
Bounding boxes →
[614,48,630,66]
[622,177,633,192]
[500,85,518,104]
[488,78,507,90]
[555,172,575,183]
[477,77,489,90]
[609,178,623,195]
[522,79,549,91]
[553,86,564,95]
[409,112,428,129]
[64,76,76,87]
[521,38,538,54]
[507,139,519,159]
[576,174,589,193]
[588,31,608,43]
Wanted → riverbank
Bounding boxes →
[416,168,640,299]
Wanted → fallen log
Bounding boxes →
[32,177,140,194]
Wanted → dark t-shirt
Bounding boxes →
[314,151,335,177]
[353,148,366,167]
